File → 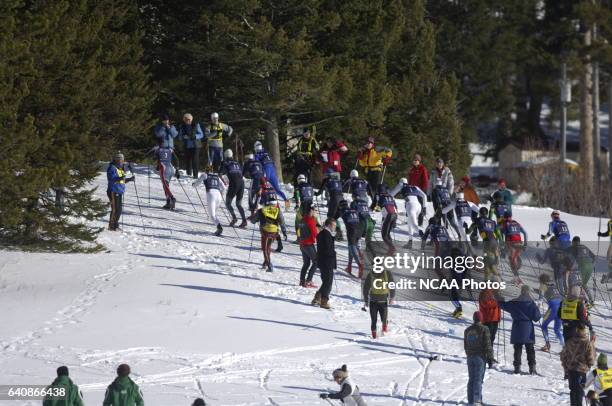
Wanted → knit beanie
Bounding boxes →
[332,364,349,380]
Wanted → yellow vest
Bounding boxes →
[262,206,280,234]
[370,271,390,296]
[208,123,225,141]
[561,299,579,321]
[117,167,125,184]
[596,368,612,391]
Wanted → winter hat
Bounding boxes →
[114,152,124,161]
[598,353,608,368]
[192,399,206,406]
[473,311,483,323]
[160,113,170,121]
[332,365,349,380]
[117,364,131,377]
[461,176,470,184]
[56,366,69,377]
[413,154,422,162]
[498,178,506,185]
[365,136,375,145]
[569,284,581,299]
[183,113,193,121]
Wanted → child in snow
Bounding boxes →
[319,365,367,406]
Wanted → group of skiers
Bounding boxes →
[102,117,612,406]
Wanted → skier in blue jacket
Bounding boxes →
[254,141,289,209]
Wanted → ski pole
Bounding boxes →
[128,163,146,232]
[193,186,210,218]
[147,163,151,205]
[248,223,256,262]
[220,200,240,238]
[177,178,199,214]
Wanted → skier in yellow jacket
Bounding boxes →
[357,136,392,209]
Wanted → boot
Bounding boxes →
[403,240,413,249]
[275,238,283,252]
[513,365,521,374]
[451,307,463,319]
[358,263,364,279]
[238,219,248,229]
[169,197,176,210]
[311,291,321,306]
[229,217,237,227]
[529,365,537,375]
[382,324,389,333]
[540,342,550,353]
[162,198,171,209]
[334,230,344,241]
[344,265,352,275]
[320,297,330,309]
[304,280,317,288]
[371,330,377,339]
[214,224,223,236]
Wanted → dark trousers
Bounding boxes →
[513,343,536,369]
[317,267,334,299]
[300,244,317,283]
[369,300,388,331]
[108,192,123,230]
[226,183,246,221]
[366,170,382,208]
[382,212,397,246]
[568,370,586,406]
[208,146,223,172]
[484,321,499,344]
[184,148,200,178]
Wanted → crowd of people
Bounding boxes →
[95,112,612,405]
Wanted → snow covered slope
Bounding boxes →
[1,166,610,405]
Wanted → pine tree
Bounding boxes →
[0,0,152,250]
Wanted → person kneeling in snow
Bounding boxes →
[319,365,367,405]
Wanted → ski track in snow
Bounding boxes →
[1,166,611,405]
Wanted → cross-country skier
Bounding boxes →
[500,212,528,284]
[542,210,572,249]
[536,236,572,295]
[357,136,392,210]
[428,157,454,204]
[345,169,371,202]
[152,143,179,210]
[250,197,286,272]
[106,152,134,231]
[558,285,595,342]
[599,217,612,283]
[340,199,365,278]
[390,177,427,246]
[489,191,511,225]
[43,366,84,406]
[193,168,227,236]
[220,149,247,228]
[258,177,285,252]
[351,198,375,247]
[569,236,596,305]
[540,283,565,352]
[363,267,395,338]
[298,203,318,288]
[103,364,144,406]
[421,216,451,282]
[442,191,479,242]
[243,153,264,214]
[431,178,453,227]
[319,365,367,406]
[295,174,314,210]
[317,171,344,240]
[468,207,501,281]
[254,141,289,209]
[585,353,612,406]
[205,112,233,171]
[377,184,398,254]
[491,178,513,214]
[449,246,468,319]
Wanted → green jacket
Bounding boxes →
[42,376,84,406]
[103,376,144,406]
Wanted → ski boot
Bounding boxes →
[238,219,248,229]
[540,342,550,353]
[169,197,176,210]
[357,264,364,279]
[275,238,283,252]
[403,240,413,249]
[320,297,330,309]
[311,291,321,306]
[229,217,237,227]
[162,198,171,209]
[304,281,317,288]
[529,365,537,375]
[344,265,353,275]
[513,365,521,374]
[451,307,463,319]
[214,224,223,236]
[371,330,377,339]
[382,324,389,334]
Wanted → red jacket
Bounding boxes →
[408,164,429,192]
[318,141,348,174]
[478,289,501,323]
[299,214,318,246]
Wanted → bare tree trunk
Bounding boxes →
[265,114,283,183]
[579,24,594,192]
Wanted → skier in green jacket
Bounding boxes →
[43,366,84,406]
[103,364,144,406]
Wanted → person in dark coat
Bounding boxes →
[464,311,495,406]
[498,285,542,375]
[178,113,204,178]
[313,218,337,309]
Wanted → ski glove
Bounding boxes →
[540,234,547,240]
[319,393,329,399]
[598,231,607,237]
[125,176,135,183]
[176,172,181,179]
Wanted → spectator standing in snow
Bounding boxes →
[153,114,178,149]
[178,113,204,178]
[106,152,134,231]
[478,288,501,345]
[407,154,429,226]
[298,204,319,288]
[312,218,337,309]
[464,311,495,406]
[43,366,84,406]
[103,364,144,406]
[561,327,596,406]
